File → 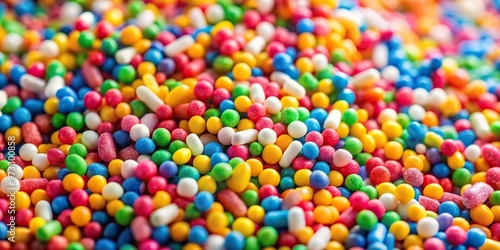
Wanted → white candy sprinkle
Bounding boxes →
[258,128,277,146]
[150,204,179,227]
[264,96,282,114]
[381,66,400,82]
[417,217,439,238]
[186,134,204,156]
[130,124,150,141]
[1,177,20,194]
[81,131,99,150]
[35,200,53,221]
[464,144,481,162]
[177,178,198,197]
[205,4,224,24]
[85,112,102,130]
[19,143,38,161]
[44,76,65,99]
[232,129,258,146]
[412,88,430,107]
[136,10,156,30]
[102,182,124,201]
[39,40,60,58]
[121,160,138,179]
[287,121,307,138]
[164,35,195,57]
[218,127,235,145]
[379,193,399,211]
[408,105,426,121]
[279,141,302,168]
[188,7,206,28]
[256,22,275,41]
[32,153,50,171]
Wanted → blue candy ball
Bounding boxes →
[279,176,295,190]
[261,196,282,212]
[465,228,486,248]
[272,53,292,71]
[58,96,76,113]
[120,191,139,206]
[12,107,31,126]
[159,161,178,178]
[87,163,109,178]
[302,142,320,159]
[224,231,245,250]
[113,130,132,149]
[135,137,156,155]
[333,72,349,89]
[0,115,13,133]
[204,142,223,157]
[210,152,229,167]
[309,170,329,189]
[122,177,143,193]
[152,226,170,245]
[188,226,209,244]
[51,196,71,214]
[194,191,214,212]
[95,239,117,249]
[296,18,314,33]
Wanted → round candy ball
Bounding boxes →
[356,210,378,231]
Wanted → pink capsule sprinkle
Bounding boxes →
[462,182,494,209]
[337,207,358,228]
[218,189,247,218]
[439,192,464,209]
[418,196,440,212]
[21,122,42,146]
[97,133,117,163]
[131,216,152,242]
[20,178,49,194]
[82,60,103,89]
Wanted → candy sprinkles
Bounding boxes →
[2,0,500,249]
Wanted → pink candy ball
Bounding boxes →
[404,168,424,187]
[135,160,158,181]
[445,226,467,245]
[58,126,77,144]
[349,191,369,211]
[69,189,89,207]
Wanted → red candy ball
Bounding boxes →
[69,189,89,207]
[83,91,102,110]
[134,196,154,217]
[370,166,391,185]
[83,222,102,239]
[104,89,123,107]
[193,80,214,101]
[322,128,339,146]
[156,105,173,120]
[384,160,403,182]
[187,100,207,118]
[247,103,266,122]
[147,176,167,195]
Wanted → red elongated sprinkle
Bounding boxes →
[98,133,117,163]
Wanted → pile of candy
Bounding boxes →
[2,0,500,249]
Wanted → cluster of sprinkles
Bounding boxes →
[2,0,500,249]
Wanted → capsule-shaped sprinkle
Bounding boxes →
[98,132,117,163]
